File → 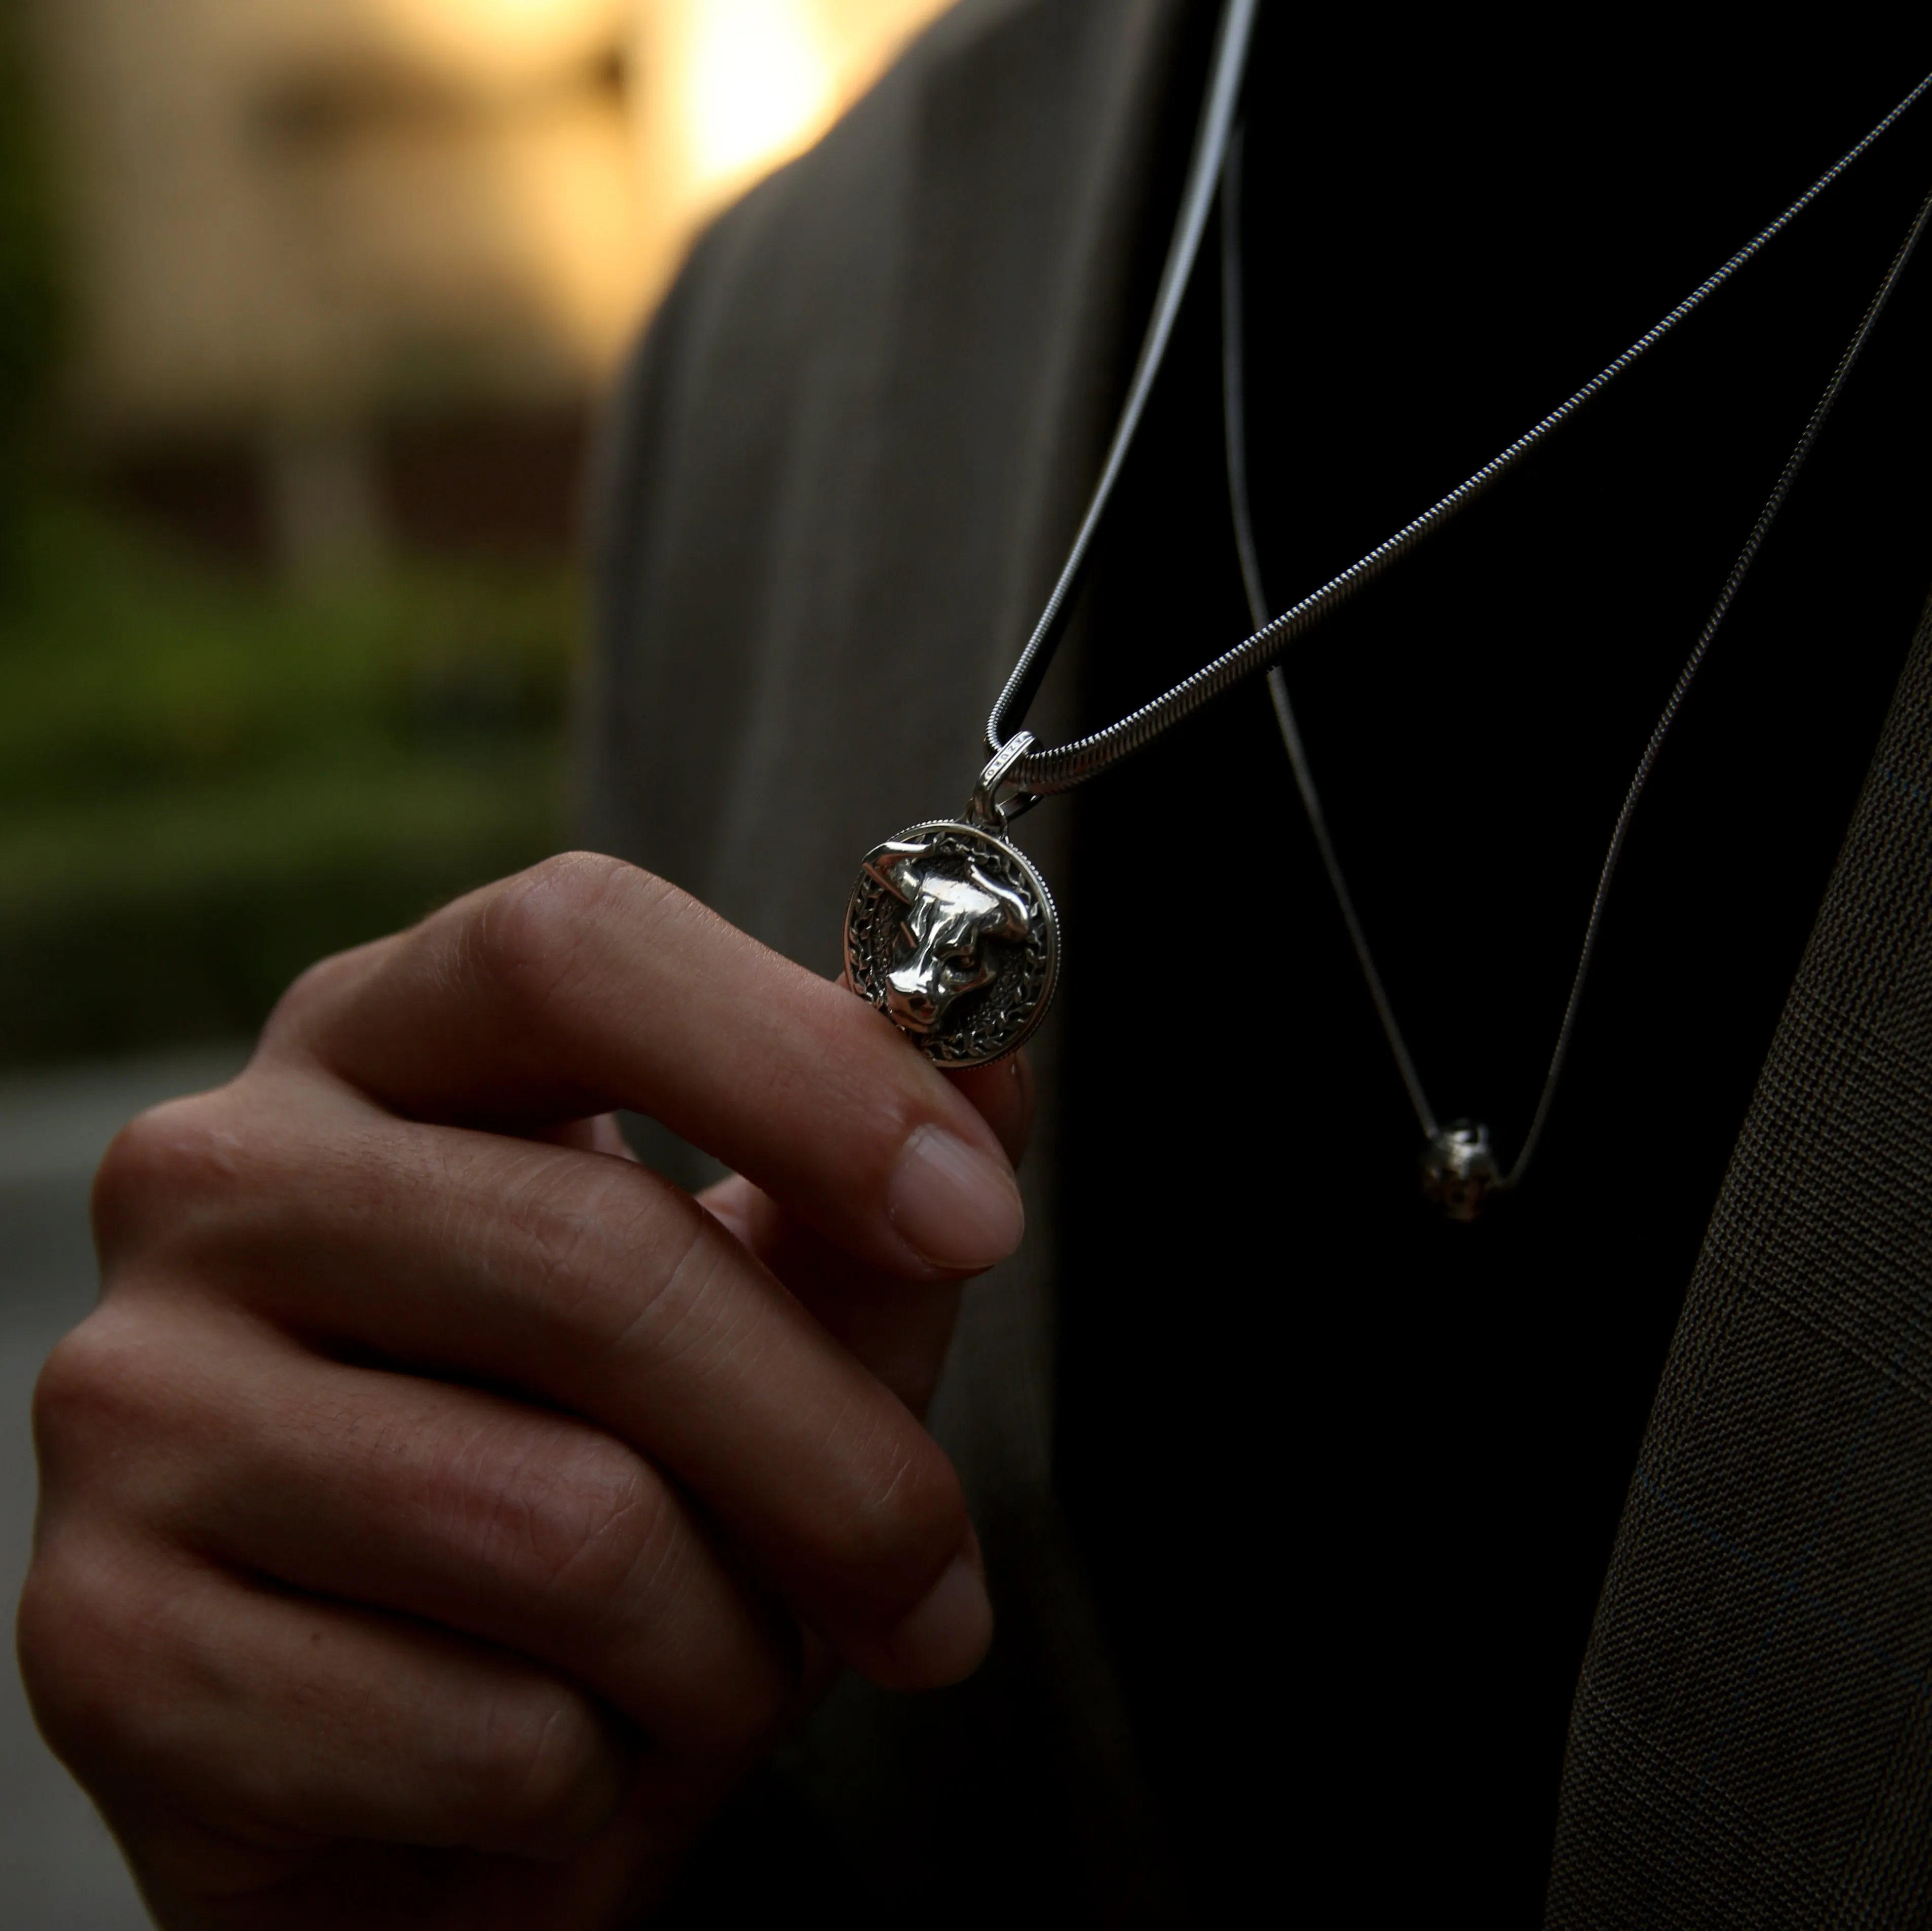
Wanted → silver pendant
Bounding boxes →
[1419,1119,1500,1223]
[844,736,1060,1068]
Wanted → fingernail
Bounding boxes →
[887,1125,1025,1269]
[887,1551,993,1685]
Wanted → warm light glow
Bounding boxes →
[33,0,957,433]
[628,0,957,323]
[687,0,834,187]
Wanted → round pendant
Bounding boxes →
[1419,1119,1500,1222]
[845,819,1060,1067]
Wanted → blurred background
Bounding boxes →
[0,1,950,1920]
[3,0,954,1067]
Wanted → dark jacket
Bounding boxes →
[586,4,1932,1921]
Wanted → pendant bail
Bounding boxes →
[968,731,1039,830]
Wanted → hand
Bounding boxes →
[18,854,1032,1929]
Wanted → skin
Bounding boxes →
[16,853,1035,1928]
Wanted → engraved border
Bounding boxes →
[843,819,1059,1068]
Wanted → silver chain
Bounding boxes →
[981,7,1932,813]
[1220,127,1932,1189]
[1216,119,1437,1143]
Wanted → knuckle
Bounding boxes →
[834,1419,971,1610]
[468,853,641,1017]
[459,1426,792,1762]
[263,939,383,1036]
[14,1548,83,1743]
[31,1311,166,1475]
[16,1530,161,1773]
[583,1182,716,1355]
[495,1153,708,1361]
[91,1096,243,1251]
[484,1428,679,1628]
[31,1326,111,1460]
[460,1677,621,1853]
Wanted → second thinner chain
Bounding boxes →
[1221,125,1932,1191]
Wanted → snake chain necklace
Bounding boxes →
[842,0,1932,1215]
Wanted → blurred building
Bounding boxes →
[23,0,953,574]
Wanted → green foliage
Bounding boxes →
[0,8,574,1068]
[0,504,574,1066]
[0,500,573,808]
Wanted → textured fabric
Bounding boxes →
[1549,588,1932,1926]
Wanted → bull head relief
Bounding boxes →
[863,841,1033,1033]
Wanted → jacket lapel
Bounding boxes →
[1548,589,1932,1927]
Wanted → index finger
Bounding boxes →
[267,854,1026,1280]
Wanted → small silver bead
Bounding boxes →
[1420,1120,1500,1222]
